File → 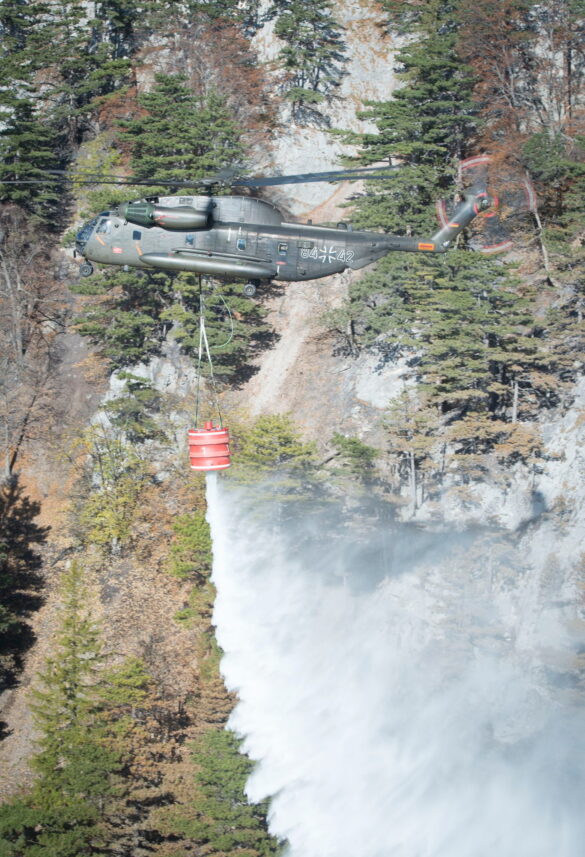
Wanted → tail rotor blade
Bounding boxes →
[437,155,537,254]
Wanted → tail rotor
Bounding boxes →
[436,155,537,254]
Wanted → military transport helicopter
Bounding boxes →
[5,162,522,295]
[66,164,502,297]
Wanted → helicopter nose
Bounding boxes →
[75,216,98,253]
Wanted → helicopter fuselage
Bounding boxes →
[76,192,488,287]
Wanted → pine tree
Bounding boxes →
[0,562,117,857]
[38,1,140,144]
[331,0,554,464]
[168,510,213,582]
[0,2,62,218]
[0,479,47,694]
[73,425,151,553]
[74,73,267,382]
[103,372,168,444]
[343,1,478,233]
[0,0,147,217]
[160,275,271,380]
[271,0,347,124]
[385,389,443,510]
[73,267,270,381]
[0,95,62,218]
[0,562,166,857]
[170,729,283,857]
[122,74,244,185]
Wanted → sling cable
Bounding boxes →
[188,285,231,472]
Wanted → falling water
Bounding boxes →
[206,474,585,857]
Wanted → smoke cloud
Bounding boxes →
[206,474,585,857]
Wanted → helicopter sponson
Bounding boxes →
[120,200,210,230]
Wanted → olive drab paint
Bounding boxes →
[75,189,493,294]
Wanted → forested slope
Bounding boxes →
[0,0,584,854]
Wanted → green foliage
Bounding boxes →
[146,0,263,36]
[170,729,282,857]
[0,2,62,218]
[74,269,269,380]
[0,96,61,220]
[271,0,347,124]
[98,656,152,709]
[346,249,555,419]
[74,73,266,381]
[523,131,585,264]
[339,5,477,233]
[0,0,151,219]
[104,372,168,444]
[0,563,157,856]
[226,414,329,527]
[168,511,213,581]
[73,425,151,552]
[328,0,556,474]
[121,74,244,185]
[0,562,114,857]
[0,479,47,693]
[232,414,316,475]
[331,433,379,477]
[72,268,172,366]
[523,131,585,371]
[161,277,271,380]
[332,433,378,465]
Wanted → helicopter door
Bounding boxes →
[275,239,297,279]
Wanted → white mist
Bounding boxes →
[206,475,585,857]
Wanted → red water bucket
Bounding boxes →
[188,421,231,472]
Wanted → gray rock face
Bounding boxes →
[251,0,405,215]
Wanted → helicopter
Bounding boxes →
[69,165,497,297]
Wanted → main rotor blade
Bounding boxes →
[234,166,400,187]
[0,165,401,189]
[50,165,401,188]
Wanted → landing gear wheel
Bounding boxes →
[243,281,258,297]
[79,262,94,277]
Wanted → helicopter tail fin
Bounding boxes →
[377,188,492,256]
[427,188,492,253]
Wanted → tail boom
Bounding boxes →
[382,191,492,255]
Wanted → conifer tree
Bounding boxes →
[0,565,163,856]
[0,562,117,857]
[103,372,168,444]
[270,0,347,124]
[0,0,147,216]
[0,103,61,219]
[73,268,270,381]
[0,2,62,217]
[332,0,553,458]
[73,425,151,553]
[170,729,282,857]
[168,510,213,582]
[37,1,139,143]
[122,74,244,184]
[74,73,267,382]
[0,479,47,693]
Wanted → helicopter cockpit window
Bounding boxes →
[297,240,314,249]
[278,242,288,256]
[75,217,98,247]
[237,237,246,251]
[96,218,112,234]
[132,230,142,241]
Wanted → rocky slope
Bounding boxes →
[1,0,584,824]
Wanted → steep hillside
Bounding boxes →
[0,0,584,854]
